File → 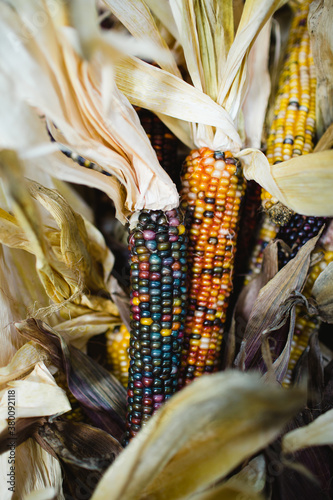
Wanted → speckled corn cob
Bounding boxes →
[246,2,325,281]
[179,148,246,386]
[262,2,316,221]
[106,325,130,387]
[283,248,333,387]
[126,209,187,441]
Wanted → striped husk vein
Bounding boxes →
[179,148,246,386]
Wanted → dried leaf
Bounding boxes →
[23,488,58,500]
[190,455,266,500]
[0,342,47,389]
[241,148,333,216]
[313,123,333,153]
[0,417,46,456]
[0,0,179,219]
[101,0,180,76]
[308,0,333,137]
[91,371,304,500]
[311,261,333,322]
[55,313,120,351]
[0,362,71,420]
[282,408,333,454]
[235,232,321,371]
[227,240,279,368]
[16,319,127,440]
[242,20,271,148]
[35,419,122,500]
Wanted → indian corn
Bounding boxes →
[179,148,246,386]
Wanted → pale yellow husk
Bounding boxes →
[282,408,333,454]
[240,148,333,216]
[190,455,266,500]
[0,362,70,420]
[91,370,303,500]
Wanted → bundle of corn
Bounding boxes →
[102,0,292,386]
[106,325,131,387]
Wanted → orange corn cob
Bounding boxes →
[179,148,246,386]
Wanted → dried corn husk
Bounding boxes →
[309,0,333,138]
[235,232,321,378]
[90,370,304,500]
[23,488,58,500]
[16,319,127,440]
[0,0,179,221]
[0,362,70,420]
[104,0,333,217]
[0,150,120,333]
[282,408,333,454]
[311,261,333,322]
[239,148,333,216]
[190,455,266,500]
[104,0,284,151]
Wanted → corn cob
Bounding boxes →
[283,247,333,387]
[106,325,130,388]
[262,2,316,221]
[234,180,262,277]
[277,214,327,267]
[126,209,187,441]
[252,2,326,277]
[179,148,246,386]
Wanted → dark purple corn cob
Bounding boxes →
[125,209,187,442]
[277,214,327,267]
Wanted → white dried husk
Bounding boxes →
[0,0,179,221]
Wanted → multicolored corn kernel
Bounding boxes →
[283,248,333,387]
[247,1,325,278]
[262,2,316,222]
[126,209,187,441]
[179,148,246,386]
[106,325,130,388]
